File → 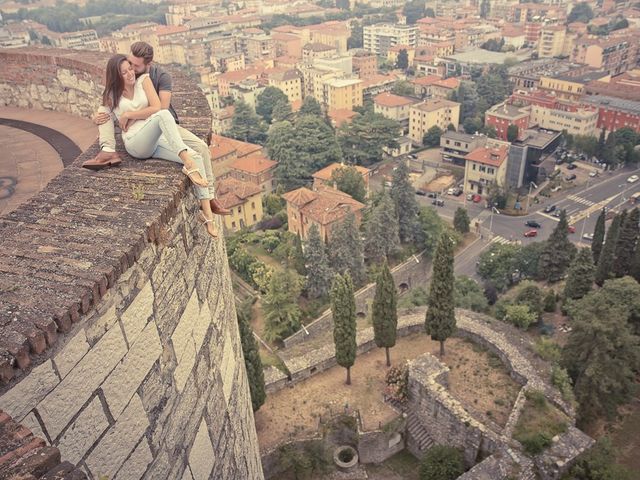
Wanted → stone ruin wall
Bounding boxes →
[0,48,263,480]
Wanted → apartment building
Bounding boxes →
[228,155,278,194]
[363,24,418,56]
[322,78,363,111]
[373,93,419,133]
[235,32,275,62]
[530,104,598,136]
[267,69,302,103]
[211,52,245,73]
[538,25,566,58]
[538,71,609,102]
[485,102,531,141]
[440,131,488,166]
[572,35,640,75]
[216,179,264,232]
[351,50,378,78]
[409,99,461,145]
[302,42,338,61]
[583,95,640,134]
[463,145,510,197]
[55,29,99,50]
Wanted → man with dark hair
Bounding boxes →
[85,41,229,215]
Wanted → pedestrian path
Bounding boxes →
[489,235,521,246]
[567,194,596,207]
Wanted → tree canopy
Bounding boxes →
[304,224,334,299]
[228,100,268,145]
[256,86,289,124]
[338,111,400,166]
[329,212,367,286]
[538,210,576,282]
[372,262,398,366]
[568,2,594,23]
[331,165,367,203]
[263,270,303,343]
[237,299,266,411]
[331,273,357,385]
[390,161,421,244]
[364,193,400,263]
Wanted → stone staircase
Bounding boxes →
[407,413,435,453]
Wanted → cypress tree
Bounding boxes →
[331,273,357,385]
[538,210,576,282]
[613,208,640,277]
[595,212,623,286]
[630,244,640,282]
[329,212,366,286]
[425,233,456,357]
[291,233,306,275]
[453,207,470,234]
[237,300,266,412]
[390,161,420,243]
[303,223,334,299]
[564,248,596,300]
[591,208,606,264]
[364,193,400,263]
[372,261,398,366]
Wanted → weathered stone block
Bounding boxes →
[56,396,109,465]
[0,360,59,422]
[102,320,162,419]
[114,437,153,480]
[53,329,89,379]
[188,419,215,480]
[38,325,127,439]
[85,394,149,479]
[120,282,154,345]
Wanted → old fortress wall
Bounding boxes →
[0,48,263,480]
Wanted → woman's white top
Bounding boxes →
[112,73,150,137]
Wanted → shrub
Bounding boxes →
[551,365,575,404]
[260,233,281,253]
[420,445,465,480]
[494,298,513,320]
[519,432,552,455]
[398,286,429,309]
[385,362,409,403]
[504,304,536,329]
[483,282,498,305]
[514,281,543,319]
[544,289,556,312]
[562,438,634,480]
[533,338,561,362]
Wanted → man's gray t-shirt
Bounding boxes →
[149,64,179,124]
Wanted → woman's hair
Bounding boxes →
[102,54,129,109]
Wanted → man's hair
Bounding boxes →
[130,42,154,64]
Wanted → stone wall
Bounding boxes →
[0,48,263,479]
[283,252,429,348]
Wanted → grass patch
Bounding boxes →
[376,450,421,478]
[533,337,562,362]
[514,390,569,455]
[259,348,290,376]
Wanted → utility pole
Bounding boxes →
[526,181,538,212]
[489,206,500,238]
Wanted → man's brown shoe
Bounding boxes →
[211,198,231,216]
[82,151,122,171]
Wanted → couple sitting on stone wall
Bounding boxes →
[82,41,229,238]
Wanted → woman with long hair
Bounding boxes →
[95,54,218,238]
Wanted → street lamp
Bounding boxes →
[526,181,538,212]
[489,206,500,239]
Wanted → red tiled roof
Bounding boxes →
[327,108,357,126]
[465,145,509,167]
[312,162,370,181]
[210,134,263,159]
[410,75,441,86]
[282,186,365,226]
[374,92,417,108]
[433,77,460,89]
[230,155,277,174]
[216,178,262,208]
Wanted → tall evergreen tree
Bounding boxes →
[228,100,268,144]
[390,161,420,244]
[272,99,292,122]
[290,233,306,275]
[372,262,398,366]
[596,129,606,158]
[237,300,266,412]
[304,224,334,299]
[538,210,576,282]
[595,212,623,286]
[256,86,288,123]
[263,270,302,343]
[396,49,409,70]
[299,96,322,117]
[591,208,606,264]
[613,208,640,277]
[331,273,357,385]
[365,193,400,263]
[562,299,640,423]
[630,244,640,283]
[329,212,366,286]
[425,234,456,357]
[453,207,470,234]
[564,248,596,300]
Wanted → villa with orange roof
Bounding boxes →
[228,155,278,193]
[430,77,461,99]
[463,145,510,196]
[373,92,419,132]
[216,179,264,232]
[312,162,371,197]
[209,135,264,179]
[282,186,365,242]
[327,109,358,128]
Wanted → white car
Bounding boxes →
[582,233,594,241]
[589,171,598,177]
[627,175,639,183]
[447,187,455,195]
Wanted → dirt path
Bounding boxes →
[255,332,520,452]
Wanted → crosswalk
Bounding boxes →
[567,194,596,207]
[489,235,521,246]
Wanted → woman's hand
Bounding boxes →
[118,112,130,132]
[92,111,111,125]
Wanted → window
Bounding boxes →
[472,164,476,170]
[252,214,257,221]
[231,221,236,228]
[238,206,242,213]
[251,201,255,209]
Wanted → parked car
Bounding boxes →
[589,171,598,177]
[544,205,557,213]
[568,225,576,234]
[565,174,577,181]
[627,175,639,183]
[566,163,577,170]
[432,198,445,207]
[551,185,562,193]
[447,187,455,195]
[453,188,463,196]
[472,194,482,203]
[466,193,474,201]
[583,233,594,241]
[524,229,538,237]
[416,190,426,196]
[427,192,437,198]
[408,154,418,159]
[525,220,542,228]
[552,210,562,218]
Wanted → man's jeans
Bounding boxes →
[97,106,216,199]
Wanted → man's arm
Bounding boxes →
[158,90,172,110]
[156,69,173,110]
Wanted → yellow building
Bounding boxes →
[538,26,566,58]
[463,145,509,196]
[268,69,303,103]
[408,99,461,145]
[538,75,586,102]
[387,45,415,67]
[530,105,598,137]
[322,78,363,110]
[216,178,264,232]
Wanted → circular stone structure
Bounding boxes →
[333,445,358,471]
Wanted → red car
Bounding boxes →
[472,194,482,203]
[524,229,538,238]
[568,225,576,234]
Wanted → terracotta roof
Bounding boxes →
[303,42,336,52]
[210,134,263,159]
[218,67,263,83]
[282,186,365,226]
[414,98,459,112]
[229,155,277,174]
[291,99,303,112]
[433,77,460,90]
[465,145,509,167]
[312,162,370,181]
[360,73,398,88]
[374,92,417,108]
[327,108,357,126]
[216,178,262,208]
[410,75,441,86]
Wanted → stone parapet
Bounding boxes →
[0,47,263,479]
